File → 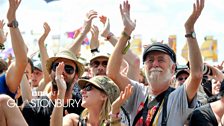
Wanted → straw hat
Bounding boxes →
[46,50,84,77]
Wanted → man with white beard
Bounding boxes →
[107,0,204,125]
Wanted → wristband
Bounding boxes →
[106,32,114,40]
[90,48,99,53]
[121,31,131,40]
[122,40,130,55]
[0,43,5,50]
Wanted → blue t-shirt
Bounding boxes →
[0,74,15,98]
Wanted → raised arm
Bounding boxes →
[0,20,7,48]
[107,1,136,91]
[90,25,99,52]
[50,62,67,126]
[37,22,51,91]
[100,15,140,81]
[184,0,204,102]
[6,0,28,93]
[69,10,97,56]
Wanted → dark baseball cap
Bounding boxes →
[143,42,176,63]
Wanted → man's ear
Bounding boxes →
[172,64,177,75]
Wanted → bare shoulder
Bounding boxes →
[63,113,80,126]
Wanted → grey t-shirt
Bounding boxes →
[123,80,197,126]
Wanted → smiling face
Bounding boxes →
[80,83,107,108]
[144,51,175,89]
[211,79,221,95]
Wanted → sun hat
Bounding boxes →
[78,75,120,103]
[89,52,110,63]
[143,42,176,63]
[46,50,85,77]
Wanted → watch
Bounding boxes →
[185,32,196,39]
[7,20,19,28]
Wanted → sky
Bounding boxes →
[0,0,224,65]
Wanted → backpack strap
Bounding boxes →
[121,106,131,126]
[161,87,175,126]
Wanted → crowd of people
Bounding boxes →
[0,0,223,126]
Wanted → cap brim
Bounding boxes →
[78,79,103,90]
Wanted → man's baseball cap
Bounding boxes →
[143,42,176,63]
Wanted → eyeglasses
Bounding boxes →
[51,62,75,75]
[90,60,108,68]
[177,77,188,81]
[83,84,104,92]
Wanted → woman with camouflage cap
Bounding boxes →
[50,62,132,126]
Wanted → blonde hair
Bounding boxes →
[80,94,112,124]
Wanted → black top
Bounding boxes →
[22,93,84,126]
[189,104,218,126]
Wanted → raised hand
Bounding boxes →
[111,84,133,114]
[90,25,99,50]
[120,0,136,35]
[99,15,110,38]
[82,10,97,34]
[7,0,22,22]
[185,0,204,32]
[38,22,51,45]
[0,20,8,44]
[55,62,67,95]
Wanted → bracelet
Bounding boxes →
[109,111,120,118]
[90,48,99,53]
[106,32,114,40]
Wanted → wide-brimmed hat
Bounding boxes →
[46,50,84,77]
[143,42,176,63]
[78,75,120,103]
[89,52,110,63]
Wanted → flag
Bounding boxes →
[201,36,218,62]
[66,27,90,46]
[130,34,142,57]
[181,42,188,62]
[168,35,177,53]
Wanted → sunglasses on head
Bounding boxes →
[177,77,188,81]
[51,62,75,75]
[83,83,104,92]
[90,60,108,68]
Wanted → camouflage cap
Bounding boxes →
[78,75,120,103]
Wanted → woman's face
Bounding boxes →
[80,84,107,108]
[211,79,221,95]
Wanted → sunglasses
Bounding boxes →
[90,60,108,68]
[83,84,104,92]
[51,62,75,75]
[177,77,188,81]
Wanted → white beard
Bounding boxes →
[145,67,172,85]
